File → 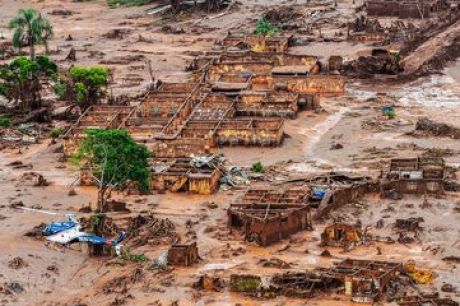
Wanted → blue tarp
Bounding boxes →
[312,189,326,200]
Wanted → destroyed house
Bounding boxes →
[228,186,312,245]
[63,105,135,155]
[396,295,460,306]
[366,0,445,18]
[317,259,402,303]
[383,157,446,194]
[221,32,291,52]
[150,157,221,195]
[167,242,199,266]
[321,223,363,248]
[306,173,378,220]
[236,91,300,118]
[233,259,402,302]
[250,74,346,96]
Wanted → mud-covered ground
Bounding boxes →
[1,0,460,305]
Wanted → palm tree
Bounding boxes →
[40,16,53,55]
[9,8,50,60]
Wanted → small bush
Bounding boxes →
[50,127,65,138]
[53,79,67,99]
[383,106,396,119]
[251,161,264,173]
[0,116,10,127]
[254,18,279,36]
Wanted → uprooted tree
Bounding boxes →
[73,129,150,212]
[0,55,57,112]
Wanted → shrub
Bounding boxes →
[50,127,65,138]
[251,161,264,173]
[254,18,279,36]
[69,66,109,108]
[0,116,10,127]
[53,79,67,99]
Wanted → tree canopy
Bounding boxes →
[9,8,53,59]
[0,56,57,111]
[69,66,109,109]
[74,129,151,192]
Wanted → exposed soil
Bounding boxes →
[1,0,460,305]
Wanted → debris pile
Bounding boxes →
[24,223,47,239]
[7,257,28,269]
[19,172,48,187]
[125,214,178,247]
[414,118,460,139]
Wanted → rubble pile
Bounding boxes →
[7,257,28,269]
[19,172,48,187]
[125,214,179,247]
[24,223,47,239]
[414,117,460,139]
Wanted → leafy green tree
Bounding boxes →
[9,8,51,60]
[69,66,109,109]
[73,129,150,211]
[0,56,57,111]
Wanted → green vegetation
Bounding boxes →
[383,106,396,119]
[50,127,65,138]
[254,18,280,36]
[9,8,53,59]
[0,117,11,127]
[230,276,262,293]
[69,66,109,109]
[251,161,264,173]
[53,78,67,99]
[120,247,147,261]
[0,56,57,111]
[73,129,150,211]
[107,0,153,8]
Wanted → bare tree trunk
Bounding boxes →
[29,43,35,60]
[97,186,108,212]
[44,41,49,55]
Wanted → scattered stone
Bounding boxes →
[8,257,28,270]
[258,257,291,269]
[442,256,460,264]
[46,264,59,275]
[6,161,33,169]
[68,188,77,196]
[161,25,185,34]
[4,282,24,294]
[103,28,131,39]
[441,283,456,293]
[19,172,48,187]
[9,200,24,208]
[320,249,332,257]
[394,217,424,232]
[24,223,46,239]
[49,9,73,16]
[330,143,344,150]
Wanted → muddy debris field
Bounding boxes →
[1,0,460,305]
